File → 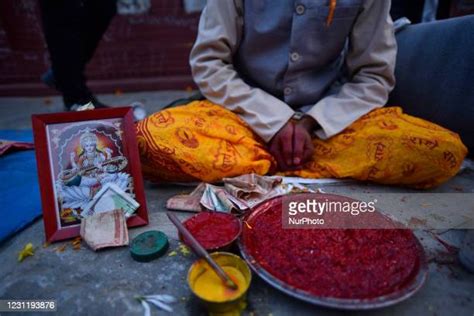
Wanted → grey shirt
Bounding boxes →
[190,0,397,142]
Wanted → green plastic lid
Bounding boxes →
[130,231,169,262]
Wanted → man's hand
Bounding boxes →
[269,121,293,170]
[293,117,316,166]
[269,116,317,171]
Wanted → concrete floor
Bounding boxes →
[0,91,473,316]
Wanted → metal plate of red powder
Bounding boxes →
[239,193,428,310]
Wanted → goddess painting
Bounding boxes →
[48,120,132,227]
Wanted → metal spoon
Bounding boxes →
[167,212,238,290]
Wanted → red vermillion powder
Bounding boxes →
[184,212,241,250]
[243,200,420,299]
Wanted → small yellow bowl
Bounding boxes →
[187,252,252,315]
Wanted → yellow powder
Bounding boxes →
[193,266,247,302]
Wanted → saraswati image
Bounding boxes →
[53,125,132,224]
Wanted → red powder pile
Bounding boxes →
[242,200,421,299]
[184,212,241,250]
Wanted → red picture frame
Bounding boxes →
[32,107,148,242]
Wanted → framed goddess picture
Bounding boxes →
[32,107,148,242]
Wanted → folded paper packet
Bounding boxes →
[80,209,129,251]
[223,173,282,198]
[0,139,35,156]
[165,183,206,212]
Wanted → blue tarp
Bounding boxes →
[0,130,41,243]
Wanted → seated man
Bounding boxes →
[136,0,467,188]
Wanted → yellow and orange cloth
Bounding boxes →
[136,100,467,189]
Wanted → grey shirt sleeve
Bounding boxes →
[189,0,295,143]
[190,0,397,142]
[307,0,397,139]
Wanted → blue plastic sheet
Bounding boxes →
[0,130,41,243]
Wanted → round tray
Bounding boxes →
[238,193,428,310]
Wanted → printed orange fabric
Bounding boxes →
[136,101,467,188]
[136,100,275,183]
